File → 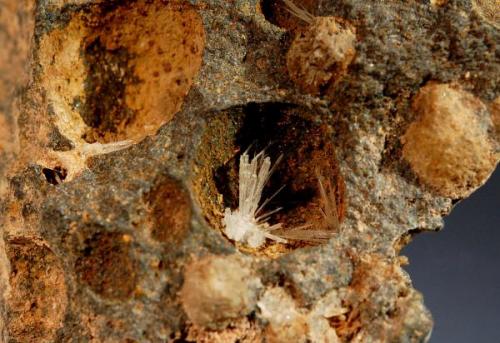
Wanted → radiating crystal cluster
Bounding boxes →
[223,151,286,248]
[223,151,340,248]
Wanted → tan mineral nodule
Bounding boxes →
[180,255,261,330]
[472,0,500,29]
[258,287,310,343]
[33,0,205,180]
[39,0,205,146]
[402,83,498,198]
[258,287,344,343]
[286,16,356,95]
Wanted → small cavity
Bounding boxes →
[42,166,67,185]
[194,103,346,255]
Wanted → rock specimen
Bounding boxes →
[0,0,498,342]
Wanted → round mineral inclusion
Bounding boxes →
[402,83,498,198]
[286,16,356,95]
[180,255,261,329]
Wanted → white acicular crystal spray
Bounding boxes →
[223,150,286,248]
[223,150,341,248]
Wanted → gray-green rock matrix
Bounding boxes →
[0,0,498,342]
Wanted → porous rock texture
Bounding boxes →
[0,0,498,342]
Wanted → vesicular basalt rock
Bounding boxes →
[0,0,498,342]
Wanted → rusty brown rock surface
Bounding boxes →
[0,0,498,342]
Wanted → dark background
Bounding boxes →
[403,166,500,343]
